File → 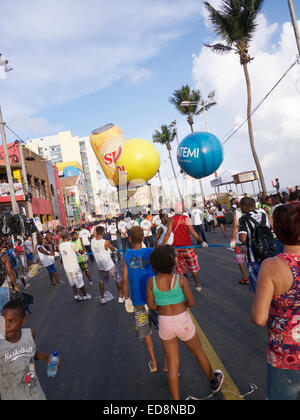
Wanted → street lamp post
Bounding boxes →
[0,53,19,214]
[288,0,300,56]
[79,150,93,219]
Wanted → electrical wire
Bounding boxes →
[222,57,299,146]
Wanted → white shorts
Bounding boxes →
[66,270,84,288]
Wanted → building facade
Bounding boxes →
[27,131,103,215]
[59,173,91,223]
[0,143,66,227]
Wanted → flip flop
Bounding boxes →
[148,361,158,374]
[239,279,249,285]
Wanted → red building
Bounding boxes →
[0,143,67,227]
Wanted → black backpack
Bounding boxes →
[0,253,7,287]
[246,212,276,262]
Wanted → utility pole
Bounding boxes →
[288,0,300,56]
[17,140,38,259]
[0,106,19,214]
[16,141,33,218]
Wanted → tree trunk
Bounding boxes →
[167,144,183,202]
[187,114,194,133]
[242,62,267,196]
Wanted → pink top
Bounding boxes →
[267,253,300,370]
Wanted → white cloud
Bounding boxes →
[192,13,300,193]
[0,0,204,137]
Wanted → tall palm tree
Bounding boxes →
[152,125,183,202]
[204,0,267,195]
[169,85,201,133]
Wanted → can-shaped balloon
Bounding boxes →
[177,132,224,179]
[90,124,127,187]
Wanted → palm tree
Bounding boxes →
[204,0,267,195]
[169,85,217,133]
[153,125,183,202]
[169,85,200,133]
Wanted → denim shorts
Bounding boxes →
[267,364,300,400]
[247,261,262,292]
[46,264,56,274]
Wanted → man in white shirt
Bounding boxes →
[152,213,161,233]
[59,231,91,302]
[191,204,207,243]
[118,216,129,250]
[238,197,276,292]
[107,221,120,261]
[140,217,153,248]
[79,225,94,263]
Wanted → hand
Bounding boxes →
[230,240,236,249]
[125,298,134,313]
[202,242,208,248]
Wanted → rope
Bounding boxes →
[222,58,299,145]
[84,243,242,255]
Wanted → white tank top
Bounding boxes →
[157,224,174,246]
[59,241,80,273]
[91,238,114,271]
[37,246,55,267]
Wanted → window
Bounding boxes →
[34,179,40,199]
[41,181,47,200]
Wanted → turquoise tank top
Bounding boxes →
[153,275,185,306]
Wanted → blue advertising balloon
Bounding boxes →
[177,132,224,179]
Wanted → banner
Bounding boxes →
[0,182,24,197]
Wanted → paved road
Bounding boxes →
[25,229,267,401]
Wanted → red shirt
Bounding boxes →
[172,215,192,247]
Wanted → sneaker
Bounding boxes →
[89,281,94,286]
[24,284,31,290]
[195,286,202,293]
[74,295,84,302]
[118,296,125,304]
[210,370,224,394]
[100,297,107,305]
[83,294,92,301]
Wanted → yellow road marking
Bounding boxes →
[188,309,244,401]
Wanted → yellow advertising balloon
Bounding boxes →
[90,124,126,187]
[115,138,160,185]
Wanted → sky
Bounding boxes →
[0,0,300,198]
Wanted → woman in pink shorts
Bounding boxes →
[147,245,224,400]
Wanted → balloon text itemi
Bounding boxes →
[177,132,224,180]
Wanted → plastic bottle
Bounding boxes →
[47,351,59,378]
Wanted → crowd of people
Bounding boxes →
[0,185,299,400]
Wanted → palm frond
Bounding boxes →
[204,0,265,50]
[169,84,201,116]
[204,43,234,54]
[152,125,176,146]
[195,101,217,115]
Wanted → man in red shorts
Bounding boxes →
[162,203,208,293]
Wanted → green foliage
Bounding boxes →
[204,0,265,61]
[152,124,176,147]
